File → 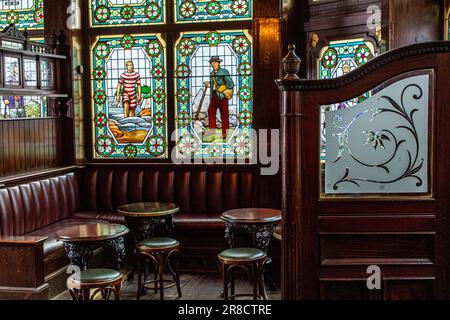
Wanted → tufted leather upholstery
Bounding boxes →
[0,173,80,238]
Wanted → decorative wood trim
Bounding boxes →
[277,41,450,91]
[0,165,78,187]
[0,236,47,245]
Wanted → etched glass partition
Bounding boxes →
[318,39,376,160]
[322,74,430,195]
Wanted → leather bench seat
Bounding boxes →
[25,218,110,256]
[73,211,224,231]
[0,168,254,279]
[71,211,126,224]
[174,213,224,231]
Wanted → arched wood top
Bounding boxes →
[276,41,450,91]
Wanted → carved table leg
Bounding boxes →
[224,222,236,248]
[109,236,126,269]
[63,242,95,270]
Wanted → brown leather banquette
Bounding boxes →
[0,167,255,298]
[77,167,254,230]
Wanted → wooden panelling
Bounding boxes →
[383,279,434,300]
[0,118,61,179]
[320,235,434,263]
[277,42,450,299]
[384,0,443,49]
[319,215,436,234]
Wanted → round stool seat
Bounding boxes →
[138,237,179,249]
[69,268,122,284]
[219,247,265,262]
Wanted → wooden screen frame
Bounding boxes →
[277,41,450,299]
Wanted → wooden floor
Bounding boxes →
[53,272,282,300]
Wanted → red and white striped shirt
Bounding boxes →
[119,72,141,92]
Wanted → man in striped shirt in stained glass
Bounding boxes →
[116,61,142,118]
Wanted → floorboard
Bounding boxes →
[53,272,281,300]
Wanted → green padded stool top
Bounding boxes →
[219,247,266,261]
[138,237,178,248]
[70,268,122,283]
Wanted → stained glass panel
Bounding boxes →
[91,34,168,159]
[89,0,165,27]
[4,56,20,86]
[24,59,37,87]
[40,60,54,88]
[318,39,375,160]
[0,0,44,30]
[1,96,47,118]
[174,30,253,159]
[175,0,252,23]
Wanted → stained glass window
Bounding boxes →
[174,30,253,159]
[175,0,252,23]
[91,34,168,159]
[318,39,375,160]
[1,96,47,118]
[0,0,44,30]
[90,0,165,27]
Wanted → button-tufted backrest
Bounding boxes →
[0,173,80,236]
[79,168,254,213]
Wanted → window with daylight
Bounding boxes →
[0,0,44,30]
[92,34,167,159]
[89,0,253,160]
[175,0,252,23]
[174,30,253,159]
[318,39,375,160]
[90,0,165,27]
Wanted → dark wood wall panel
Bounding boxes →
[320,235,434,263]
[319,279,434,300]
[0,118,61,179]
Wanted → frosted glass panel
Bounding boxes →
[324,75,429,194]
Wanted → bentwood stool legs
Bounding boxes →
[136,237,182,300]
[67,269,123,300]
[219,248,267,300]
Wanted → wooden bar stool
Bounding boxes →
[67,268,123,300]
[136,237,182,300]
[218,247,267,300]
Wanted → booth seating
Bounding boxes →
[0,167,255,299]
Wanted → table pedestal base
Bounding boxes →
[63,237,126,270]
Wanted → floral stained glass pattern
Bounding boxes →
[319,39,374,81]
[90,0,165,27]
[175,30,253,159]
[92,34,167,159]
[0,0,44,30]
[175,0,252,23]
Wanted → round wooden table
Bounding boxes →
[56,223,129,270]
[220,208,282,299]
[220,208,282,252]
[117,202,180,242]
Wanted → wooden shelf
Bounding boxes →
[0,88,68,97]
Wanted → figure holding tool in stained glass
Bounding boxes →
[204,56,234,141]
[116,61,142,118]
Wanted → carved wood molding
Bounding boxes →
[276,41,450,91]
